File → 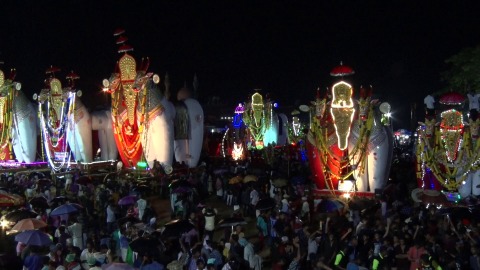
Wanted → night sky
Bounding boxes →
[1,1,480,129]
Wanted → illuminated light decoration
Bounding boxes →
[338,180,354,192]
[136,161,148,168]
[330,81,355,150]
[416,109,480,191]
[308,74,392,196]
[232,103,244,129]
[221,128,229,158]
[36,72,78,171]
[234,103,244,114]
[243,92,272,149]
[231,142,244,161]
[107,51,151,167]
[439,109,464,162]
[0,69,15,160]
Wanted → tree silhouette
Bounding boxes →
[442,45,480,93]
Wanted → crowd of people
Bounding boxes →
[0,158,479,270]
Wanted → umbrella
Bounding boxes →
[411,189,450,206]
[213,168,228,175]
[12,218,48,231]
[168,179,192,190]
[255,197,276,211]
[272,178,287,188]
[439,92,466,106]
[15,230,52,246]
[411,188,423,203]
[50,203,82,216]
[76,176,92,185]
[348,197,376,211]
[172,186,191,194]
[129,237,161,255]
[132,185,149,193]
[316,199,345,213]
[101,263,135,270]
[438,206,472,220]
[243,175,257,183]
[117,216,141,226]
[50,196,68,204]
[217,217,247,228]
[162,219,196,238]
[118,195,137,206]
[229,176,242,185]
[0,191,24,207]
[330,62,355,77]
[29,197,49,209]
[4,209,38,223]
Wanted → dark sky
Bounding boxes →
[1,1,480,129]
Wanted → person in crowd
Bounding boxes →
[68,217,84,250]
[202,206,218,241]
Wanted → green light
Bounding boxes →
[137,161,148,168]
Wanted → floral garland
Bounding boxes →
[38,93,75,171]
[0,82,14,160]
[311,106,374,181]
[243,100,272,147]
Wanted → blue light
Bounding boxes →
[273,102,278,108]
[233,114,243,128]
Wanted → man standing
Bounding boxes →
[202,206,218,241]
[106,201,116,234]
[69,217,83,250]
[250,187,259,217]
[137,195,147,221]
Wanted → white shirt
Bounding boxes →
[250,189,259,205]
[281,199,289,213]
[301,201,310,215]
[243,242,255,268]
[68,222,83,249]
[468,93,480,110]
[136,198,147,219]
[106,206,116,223]
[307,238,319,259]
[80,249,95,270]
[424,95,435,109]
[202,208,218,231]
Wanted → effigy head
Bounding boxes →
[469,118,480,139]
[330,81,355,150]
[118,53,139,125]
[49,78,65,114]
[440,109,464,162]
[0,69,4,89]
[251,92,264,125]
[357,86,372,121]
[420,118,437,138]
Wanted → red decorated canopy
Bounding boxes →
[439,92,465,105]
[330,62,355,77]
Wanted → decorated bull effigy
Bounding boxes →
[34,67,82,171]
[0,66,37,163]
[416,91,480,197]
[101,30,165,168]
[102,29,204,169]
[307,64,394,196]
